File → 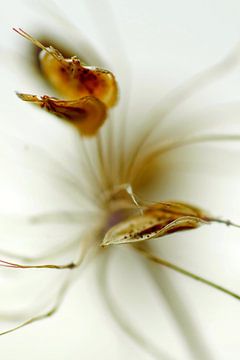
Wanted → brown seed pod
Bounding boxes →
[16,93,107,136]
[13,28,118,136]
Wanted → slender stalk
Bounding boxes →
[97,250,174,360]
[79,136,107,207]
[96,130,111,190]
[144,257,214,360]
[0,278,69,336]
[135,245,240,301]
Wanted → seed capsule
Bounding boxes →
[17,93,106,136]
[13,28,118,136]
[102,201,209,246]
[40,54,118,107]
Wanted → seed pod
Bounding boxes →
[17,93,107,136]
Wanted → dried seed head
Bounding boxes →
[2,16,240,342]
[16,93,107,136]
[40,53,118,107]
[13,28,118,136]
[102,200,208,246]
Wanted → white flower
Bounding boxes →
[0,1,240,359]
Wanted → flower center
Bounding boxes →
[101,185,140,236]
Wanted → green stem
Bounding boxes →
[135,246,240,301]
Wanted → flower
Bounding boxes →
[0,0,240,359]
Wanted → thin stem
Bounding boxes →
[0,230,93,270]
[0,236,80,263]
[3,132,99,208]
[106,114,114,188]
[79,136,107,206]
[97,250,174,360]
[135,245,240,301]
[144,256,214,360]
[0,259,76,270]
[209,217,240,229]
[96,130,111,189]
[0,278,69,336]
[86,0,132,187]
[29,209,101,224]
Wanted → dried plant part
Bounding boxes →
[103,196,240,247]
[13,28,119,137]
[102,201,209,246]
[16,93,107,136]
[40,56,118,108]
[13,28,118,108]
[2,9,240,346]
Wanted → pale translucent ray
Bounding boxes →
[150,100,240,144]
[0,273,68,320]
[73,134,112,196]
[29,210,100,224]
[0,132,101,208]
[0,236,98,336]
[11,26,110,205]
[0,232,82,263]
[72,133,116,205]
[105,114,115,188]
[0,210,99,261]
[0,227,95,270]
[86,0,132,186]
[26,0,107,66]
[142,247,214,360]
[0,274,70,336]
[0,238,79,263]
[135,245,240,301]
[131,133,240,185]
[0,230,98,329]
[79,136,109,194]
[0,211,96,226]
[60,135,108,201]
[96,129,112,190]
[27,0,124,192]
[96,250,174,360]
[124,41,240,182]
[0,210,100,260]
[86,0,130,76]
